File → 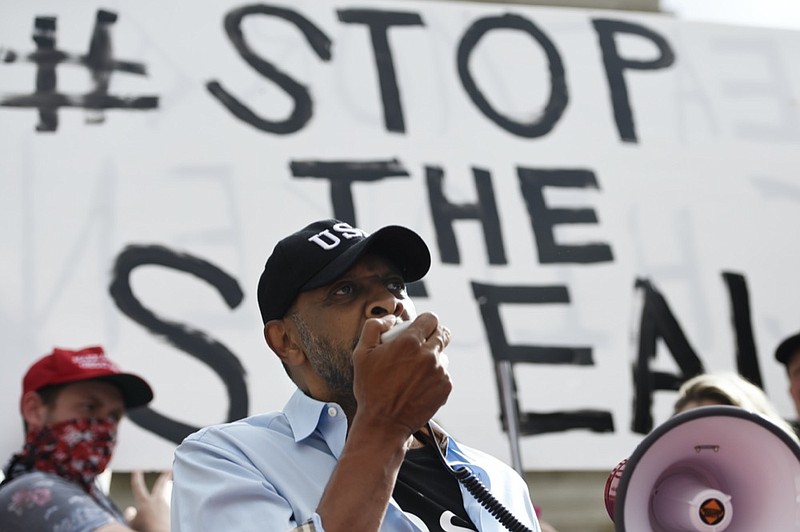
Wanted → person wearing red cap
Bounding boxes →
[0,345,171,532]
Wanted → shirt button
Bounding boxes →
[328,407,337,417]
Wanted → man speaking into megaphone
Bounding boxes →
[171,219,542,532]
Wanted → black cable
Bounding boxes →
[417,422,534,532]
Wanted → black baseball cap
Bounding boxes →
[776,331,800,367]
[257,219,431,323]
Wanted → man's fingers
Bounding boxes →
[424,325,451,354]
[152,470,173,494]
[439,325,451,350]
[130,470,147,498]
[357,315,399,351]
[124,506,137,522]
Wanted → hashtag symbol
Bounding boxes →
[0,9,158,132]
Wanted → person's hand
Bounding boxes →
[352,312,452,438]
[124,470,172,532]
[315,314,452,530]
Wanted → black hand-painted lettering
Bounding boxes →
[337,9,424,133]
[290,158,409,225]
[472,281,613,435]
[457,13,567,138]
[592,19,675,143]
[722,272,763,387]
[518,167,613,264]
[109,244,247,444]
[207,5,332,134]
[632,279,704,434]
[426,165,506,265]
[0,10,158,132]
[33,16,58,131]
[406,280,427,299]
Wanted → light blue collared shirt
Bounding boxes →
[171,389,540,532]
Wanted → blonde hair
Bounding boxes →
[674,372,799,444]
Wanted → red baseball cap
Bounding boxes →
[22,346,154,409]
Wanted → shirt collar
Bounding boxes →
[284,388,329,442]
[284,389,350,458]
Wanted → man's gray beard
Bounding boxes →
[291,313,358,412]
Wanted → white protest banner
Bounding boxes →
[1,0,799,471]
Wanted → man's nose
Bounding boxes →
[366,287,404,318]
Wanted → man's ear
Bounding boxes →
[264,319,305,367]
[20,391,48,432]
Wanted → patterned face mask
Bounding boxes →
[15,417,117,492]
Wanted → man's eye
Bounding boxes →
[334,283,354,296]
[389,280,406,293]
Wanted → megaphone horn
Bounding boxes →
[607,405,800,532]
